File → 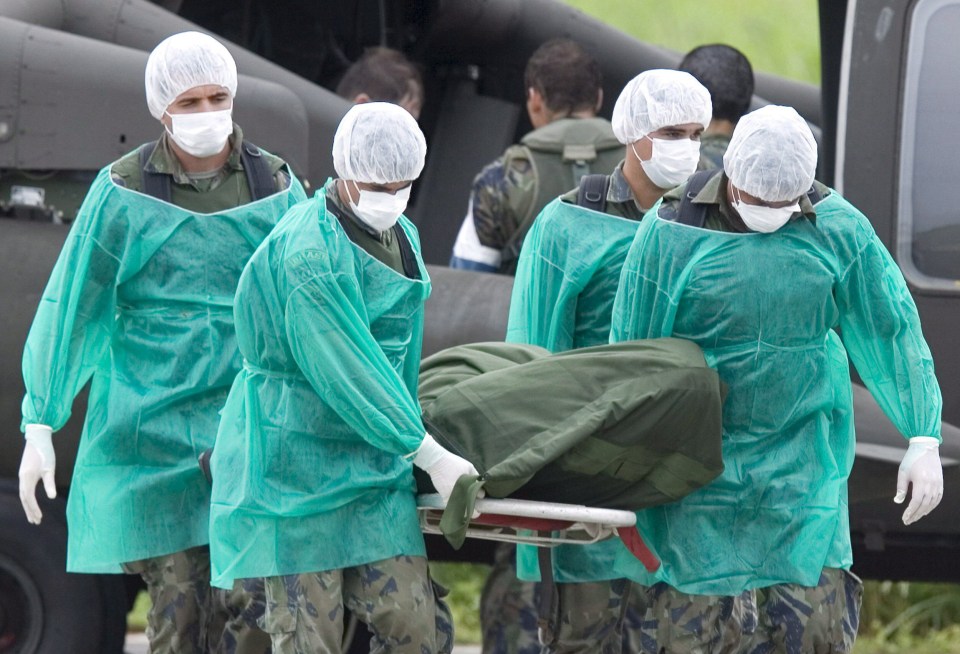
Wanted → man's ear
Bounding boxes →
[353,92,372,104]
[527,87,543,112]
[595,88,604,113]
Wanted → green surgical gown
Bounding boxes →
[208,187,431,589]
[506,198,641,352]
[610,192,942,595]
[20,166,306,573]
[506,198,641,582]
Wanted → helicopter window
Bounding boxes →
[897,0,960,289]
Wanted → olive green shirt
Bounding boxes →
[110,125,289,215]
[659,170,830,233]
[323,179,406,275]
[557,161,648,221]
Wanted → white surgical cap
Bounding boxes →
[332,102,427,183]
[611,69,712,144]
[145,32,238,119]
[724,105,818,202]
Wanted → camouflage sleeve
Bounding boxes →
[470,152,535,250]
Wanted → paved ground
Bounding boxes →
[125,633,482,653]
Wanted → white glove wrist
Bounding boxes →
[24,424,54,464]
[19,423,57,525]
[409,432,481,509]
[895,435,944,526]
[412,433,445,470]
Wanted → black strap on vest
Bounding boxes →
[575,173,611,213]
[392,221,422,281]
[240,142,277,201]
[140,141,171,202]
[677,169,824,228]
[676,169,719,227]
[138,140,276,202]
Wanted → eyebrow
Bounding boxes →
[179,92,230,103]
[366,182,412,191]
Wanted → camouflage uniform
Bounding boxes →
[635,584,758,654]
[541,578,634,654]
[480,544,542,654]
[746,569,863,654]
[479,163,647,654]
[260,555,453,654]
[631,568,862,654]
[631,174,862,654]
[453,118,626,653]
[110,127,290,209]
[115,128,289,654]
[122,546,271,654]
[450,117,622,274]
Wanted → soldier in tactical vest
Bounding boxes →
[17,32,306,654]
[207,102,460,654]
[610,104,944,654]
[449,38,622,275]
[679,44,755,171]
[447,37,622,654]
[505,69,714,654]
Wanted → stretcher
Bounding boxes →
[416,493,660,573]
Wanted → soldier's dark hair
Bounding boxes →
[679,44,754,124]
[335,47,424,108]
[524,38,602,115]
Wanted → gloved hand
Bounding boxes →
[412,433,481,505]
[19,424,57,525]
[894,436,943,525]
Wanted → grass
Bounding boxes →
[127,590,150,631]
[855,625,960,653]
[559,0,821,85]
[430,562,489,644]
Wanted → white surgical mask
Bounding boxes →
[164,108,233,158]
[349,181,411,232]
[731,186,800,233]
[633,136,701,189]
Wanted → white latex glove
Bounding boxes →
[412,433,481,505]
[19,424,57,525]
[894,436,943,525]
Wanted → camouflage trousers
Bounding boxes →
[481,547,862,654]
[541,577,634,654]
[479,544,647,654]
[636,567,864,654]
[261,555,454,654]
[122,545,271,654]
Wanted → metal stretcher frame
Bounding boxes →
[416,493,660,572]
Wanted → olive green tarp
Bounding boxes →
[416,339,725,547]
